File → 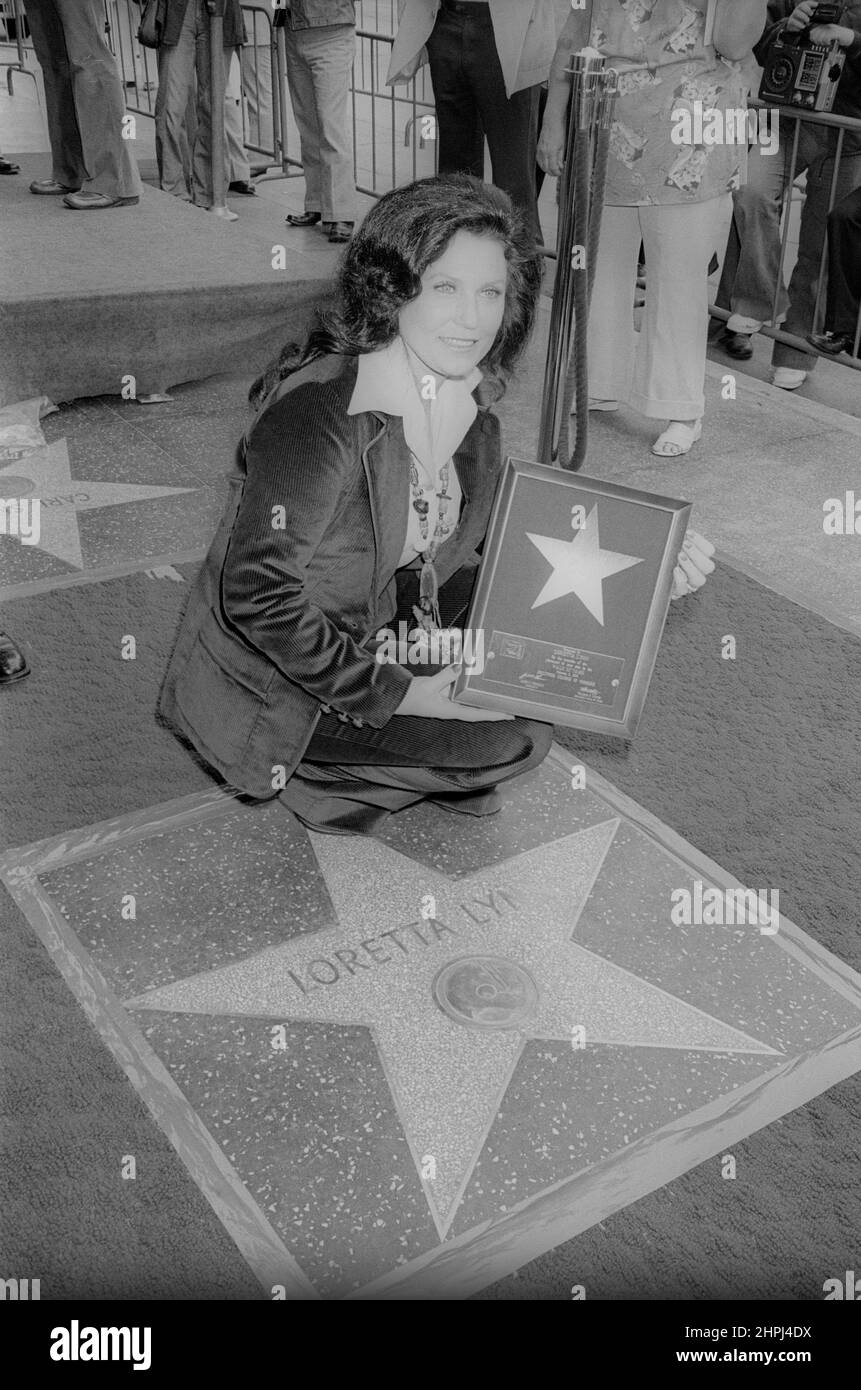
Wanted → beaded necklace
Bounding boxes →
[408,452,454,633]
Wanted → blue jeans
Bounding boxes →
[155,0,233,205]
[717,121,861,370]
[283,22,356,223]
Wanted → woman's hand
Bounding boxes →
[670,529,716,600]
[537,117,567,178]
[392,666,513,721]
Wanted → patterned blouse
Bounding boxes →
[591,0,749,204]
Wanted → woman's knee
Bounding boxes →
[484,716,553,772]
[516,717,554,768]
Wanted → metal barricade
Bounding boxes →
[0,0,38,94]
[709,100,861,369]
[103,1,435,196]
[351,23,437,198]
[105,0,159,119]
[237,3,438,194]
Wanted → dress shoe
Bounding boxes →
[286,210,321,227]
[63,190,139,210]
[719,328,754,360]
[0,631,30,685]
[807,330,855,356]
[228,179,256,196]
[0,157,20,175]
[327,221,353,244]
[30,178,80,195]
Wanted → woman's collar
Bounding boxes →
[346,338,485,419]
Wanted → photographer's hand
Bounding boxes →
[786,0,819,31]
[809,22,855,43]
[392,666,513,721]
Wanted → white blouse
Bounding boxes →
[347,336,481,567]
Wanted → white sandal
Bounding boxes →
[651,419,702,457]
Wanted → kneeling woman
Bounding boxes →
[159,174,555,834]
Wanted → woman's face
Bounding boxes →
[398,230,508,381]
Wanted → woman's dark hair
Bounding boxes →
[249,174,543,408]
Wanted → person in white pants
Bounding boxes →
[539,0,751,457]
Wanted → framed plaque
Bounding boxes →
[452,458,692,738]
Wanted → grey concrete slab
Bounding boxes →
[496,304,861,637]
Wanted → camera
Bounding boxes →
[758,5,846,111]
[809,4,841,23]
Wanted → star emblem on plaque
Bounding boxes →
[453,460,691,737]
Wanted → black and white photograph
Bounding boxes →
[1,0,861,1350]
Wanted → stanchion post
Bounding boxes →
[537,60,581,467]
[538,54,601,467]
[272,2,291,174]
[537,54,617,472]
[207,0,237,221]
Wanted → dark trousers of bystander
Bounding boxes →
[424,0,542,246]
[825,184,861,339]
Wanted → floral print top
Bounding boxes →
[591,0,749,204]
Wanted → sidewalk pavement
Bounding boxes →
[499,299,861,640]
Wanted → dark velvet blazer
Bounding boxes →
[158,353,504,799]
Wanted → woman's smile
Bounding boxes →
[398,230,508,380]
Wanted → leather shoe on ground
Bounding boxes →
[228,180,256,195]
[327,221,353,243]
[30,178,79,195]
[286,210,321,226]
[807,330,855,356]
[0,631,30,685]
[0,157,20,175]
[719,328,754,360]
[63,190,139,210]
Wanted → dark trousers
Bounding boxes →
[24,0,141,198]
[424,1,542,246]
[714,128,861,370]
[277,566,553,835]
[280,713,553,835]
[826,184,861,338]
